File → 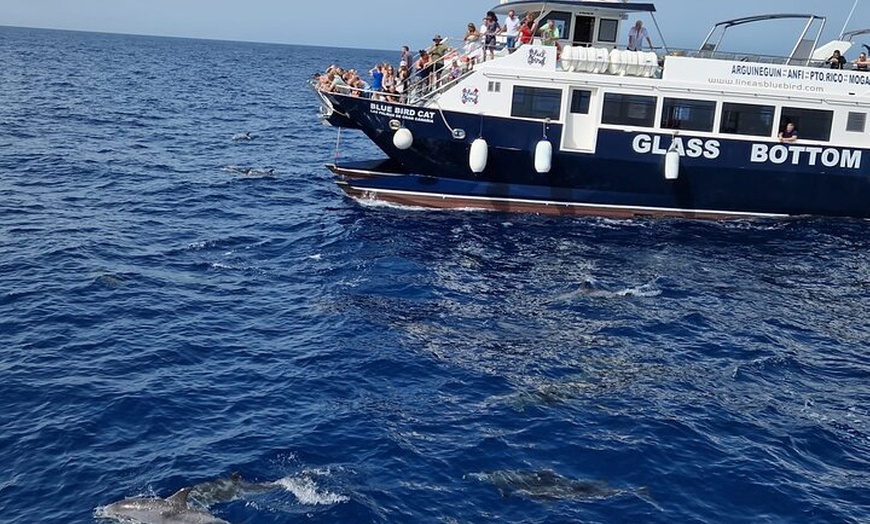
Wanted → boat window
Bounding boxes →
[570,90,592,114]
[846,112,866,133]
[539,11,572,41]
[780,107,833,142]
[598,19,619,43]
[573,16,595,44]
[602,93,656,127]
[661,98,716,132]
[719,102,775,137]
[511,86,562,120]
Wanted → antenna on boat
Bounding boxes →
[840,0,860,39]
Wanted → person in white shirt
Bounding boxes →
[503,9,521,50]
[627,20,653,51]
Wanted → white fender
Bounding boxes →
[665,148,680,180]
[624,50,640,76]
[534,139,552,173]
[574,46,587,72]
[560,45,573,71]
[608,49,625,76]
[469,138,488,173]
[393,127,413,150]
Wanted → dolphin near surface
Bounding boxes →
[470,469,647,502]
[188,472,279,507]
[97,487,230,524]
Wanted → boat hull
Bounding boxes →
[322,94,870,219]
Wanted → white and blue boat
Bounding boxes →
[313,0,870,218]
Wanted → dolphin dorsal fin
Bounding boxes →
[167,487,193,507]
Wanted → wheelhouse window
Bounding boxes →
[601,93,656,127]
[597,19,619,43]
[779,107,833,141]
[539,11,571,41]
[661,98,716,132]
[719,102,775,137]
[570,90,592,114]
[511,86,562,120]
[846,112,866,133]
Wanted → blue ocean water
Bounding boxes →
[1,25,869,523]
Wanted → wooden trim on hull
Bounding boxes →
[335,181,789,220]
[327,163,404,180]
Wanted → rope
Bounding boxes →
[431,98,460,135]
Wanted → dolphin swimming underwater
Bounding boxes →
[188,472,279,507]
[97,487,230,524]
[470,469,640,502]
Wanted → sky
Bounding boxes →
[1,1,865,54]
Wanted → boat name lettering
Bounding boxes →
[632,134,720,159]
[369,103,435,124]
[527,48,547,67]
[750,144,862,169]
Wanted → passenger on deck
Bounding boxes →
[483,11,500,60]
[396,65,411,101]
[503,10,521,50]
[539,19,561,47]
[464,22,483,65]
[464,22,480,43]
[778,122,798,143]
[399,45,413,70]
[827,50,846,69]
[369,63,385,99]
[414,50,433,94]
[628,20,653,51]
[852,52,869,71]
[519,17,536,46]
[382,65,397,102]
[328,71,350,94]
[428,34,450,86]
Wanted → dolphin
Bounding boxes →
[188,472,279,507]
[97,487,230,524]
[231,132,253,141]
[470,469,639,502]
[221,166,276,177]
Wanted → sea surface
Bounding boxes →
[1,26,869,524]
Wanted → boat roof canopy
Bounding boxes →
[490,1,656,15]
[709,13,825,30]
[700,13,827,66]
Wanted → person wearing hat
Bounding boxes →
[427,34,450,87]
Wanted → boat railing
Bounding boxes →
[662,46,837,67]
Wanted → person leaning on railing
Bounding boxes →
[853,51,869,71]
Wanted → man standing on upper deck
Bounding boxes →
[503,10,521,51]
[627,20,653,51]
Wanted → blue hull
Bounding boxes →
[324,94,870,218]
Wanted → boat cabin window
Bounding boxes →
[540,11,571,42]
[719,102,775,137]
[570,90,592,115]
[780,107,833,142]
[661,98,716,132]
[597,19,620,44]
[846,112,866,133]
[602,93,656,127]
[511,86,562,120]
[573,16,595,45]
